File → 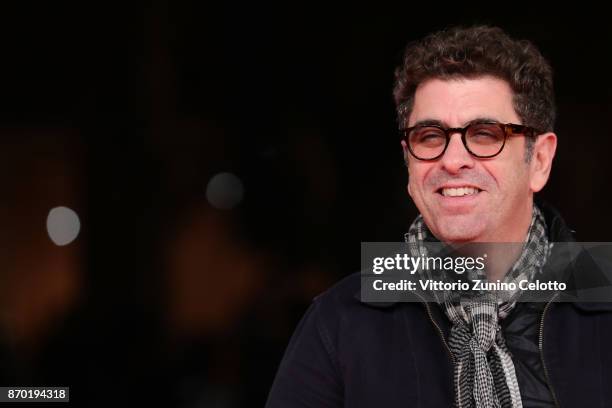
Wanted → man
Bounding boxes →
[266,26,612,407]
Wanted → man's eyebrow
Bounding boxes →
[410,117,503,128]
[410,119,444,127]
[463,117,503,126]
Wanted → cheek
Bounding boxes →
[495,142,530,190]
[486,160,529,198]
[407,164,424,193]
[407,164,433,203]
[406,173,415,199]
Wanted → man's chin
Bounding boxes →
[428,215,487,243]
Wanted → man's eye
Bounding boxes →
[470,131,502,143]
[417,132,445,143]
[473,131,496,138]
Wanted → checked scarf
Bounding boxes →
[405,205,551,408]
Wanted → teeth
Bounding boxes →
[441,187,479,197]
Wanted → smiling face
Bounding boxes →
[403,76,553,243]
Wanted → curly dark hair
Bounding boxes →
[393,25,555,160]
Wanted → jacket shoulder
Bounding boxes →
[313,271,362,308]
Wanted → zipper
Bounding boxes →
[414,292,455,364]
[539,292,560,408]
[413,292,459,406]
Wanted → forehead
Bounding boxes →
[408,76,520,127]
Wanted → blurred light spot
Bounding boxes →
[47,206,81,246]
[206,172,244,209]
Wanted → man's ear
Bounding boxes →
[401,140,413,197]
[529,132,557,193]
[401,140,410,167]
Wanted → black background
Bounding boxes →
[0,3,610,407]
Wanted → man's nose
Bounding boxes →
[439,132,475,174]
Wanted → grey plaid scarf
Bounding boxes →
[405,205,551,408]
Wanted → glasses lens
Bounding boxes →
[465,123,505,157]
[408,126,447,159]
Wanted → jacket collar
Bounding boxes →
[539,199,612,312]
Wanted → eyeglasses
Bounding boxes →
[400,122,541,161]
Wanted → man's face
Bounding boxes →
[404,76,538,243]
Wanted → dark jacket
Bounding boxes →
[266,203,612,407]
